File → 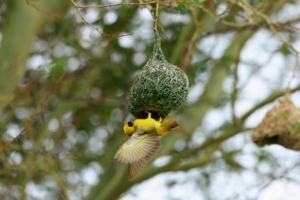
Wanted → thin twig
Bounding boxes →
[25,0,60,18]
[74,1,150,8]
[240,84,300,122]
[0,73,66,152]
[147,2,170,39]
[183,7,211,67]
[155,0,159,30]
[231,63,239,123]
[70,0,133,37]
[184,26,201,67]
[70,0,187,37]
[242,0,300,54]
[221,19,253,27]
[287,53,299,92]
[254,10,299,53]
[71,0,184,9]
[237,0,254,24]
[221,0,299,54]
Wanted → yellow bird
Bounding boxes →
[124,112,183,136]
[115,112,183,180]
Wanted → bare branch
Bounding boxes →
[70,0,134,38]
[25,0,60,18]
[0,73,66,152]
[287,53,299,90]
[240,85,300,122]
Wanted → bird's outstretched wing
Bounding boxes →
[128,141,162,181]
[114,132,161,164]
[128,158,147,181]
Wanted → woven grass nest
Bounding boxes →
[252,93,300,151]
[128,30,189,119]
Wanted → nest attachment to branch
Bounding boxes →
[252,93,300,151]
[128,30,189,119]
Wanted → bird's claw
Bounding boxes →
[158,112,162,123]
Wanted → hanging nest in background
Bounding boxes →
[128,30,189,119]
[252,93,300,151]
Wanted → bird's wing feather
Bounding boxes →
[143,142,162,162]
[114,133,161,164]
[128,158,147,181]
[128,142,162,181]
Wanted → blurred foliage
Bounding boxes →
[0,0,300,200]
[173,2,189,13]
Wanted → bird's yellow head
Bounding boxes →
[123,121,134,136]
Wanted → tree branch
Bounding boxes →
[0,73,65,152]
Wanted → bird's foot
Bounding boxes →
[144,109,151,119]
[158,112,162,123]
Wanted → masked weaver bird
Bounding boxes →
[115,112,183,180]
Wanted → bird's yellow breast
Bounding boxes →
[134,116,161,132]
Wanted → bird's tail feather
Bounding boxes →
[159,117,184,133]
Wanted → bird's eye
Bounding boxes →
[127,122,133,127]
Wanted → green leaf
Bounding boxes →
[192,0,204,8]
[204,9,215,20]
[46,74,58,82]
[173,3,189,13]
[151,79,162,95]
[278,111,289,118]
[290,122,300,134]
[46,60,66,82]
[280,45,292,55]
[293,122,300,131]
[191,0,215,20]
[51,60,66,74]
